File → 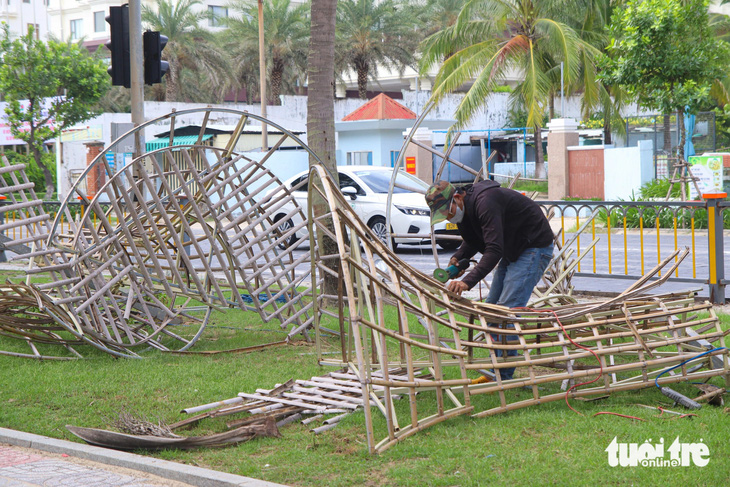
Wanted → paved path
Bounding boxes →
[0,428,284,487]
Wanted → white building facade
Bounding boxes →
[0,0,51,40]
[46,0,232,52]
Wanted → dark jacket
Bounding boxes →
[452,180,554,289]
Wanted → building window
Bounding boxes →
[390,151,399,167]
[208,6,228,27]
[346,151,372,165]
[94,11,105,33]
[26,24,39,38]
[70,19,82,40]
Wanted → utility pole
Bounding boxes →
[129,0,145,159]
[258,0,268,151]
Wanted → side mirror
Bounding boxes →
[341,186,358,200]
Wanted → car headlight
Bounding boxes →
[395,205,430,216]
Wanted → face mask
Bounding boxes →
[448,200,464,224]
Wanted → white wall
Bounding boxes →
[1,0,50,41]
[603,140,654,200]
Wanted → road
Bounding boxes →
[269,229,728,299]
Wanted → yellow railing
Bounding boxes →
[539,200,714,285]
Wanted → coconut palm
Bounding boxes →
[142,0,229,102]
[336,0,420,99]
[222,0,309,105]
[422,0,599,177]
[420,0,468,36]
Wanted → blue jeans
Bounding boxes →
[487,245,553,380]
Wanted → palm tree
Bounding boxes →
[307,0,338,296]
[336,0,420,99]
[420,0,467,36]
[422,0,599,177]
[142,0,229,102]
[222,0,309,105]
[574,0,627,145]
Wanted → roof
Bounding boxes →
[154,124,303,138]
[146,134,213,151]
[342,94,417,121]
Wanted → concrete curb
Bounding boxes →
[0,427,286,487]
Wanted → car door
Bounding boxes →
[338,172,373,222]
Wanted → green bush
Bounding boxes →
[1,150,55,193]
[596,179,730,229]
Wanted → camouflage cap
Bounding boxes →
[425,180,455,225]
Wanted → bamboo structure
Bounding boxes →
[306,164,730,454]
[0,108,726,456]
[0,108,319,358]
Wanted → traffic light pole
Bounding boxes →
[128,0,145,160]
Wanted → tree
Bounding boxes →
[419,0,467,37]
[600,0,726,161]
[336,0,419,99]
[142,0,229,102]
[0,25,108,198]
[573,0,628,146]
[307,0,339,296]
[421,0,598,178]
[222,0,309,105]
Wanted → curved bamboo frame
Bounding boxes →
[307,164,730,454]
[0,108,319,358]
[0,109,726,456]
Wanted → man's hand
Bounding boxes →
[447,280,469,295]
[448,256,466,278]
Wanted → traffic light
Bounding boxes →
[105,5,130,88]
[143,31,169,85]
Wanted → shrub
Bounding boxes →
[596,179,730,229]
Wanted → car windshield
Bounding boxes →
[354,170,430,194]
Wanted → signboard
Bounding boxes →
[688,155,723,199]
[405,156,416,175]
[61,127,103,142]
[105,152,116,178]
[0,98,62,146]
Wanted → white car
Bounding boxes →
[267,165,460,251]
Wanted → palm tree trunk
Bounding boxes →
[270,59,284,106]
[603,110,612,145]
[534,124,545,179]
[307,0,339,298]
[355,59,369,99]
[165,62,179,102]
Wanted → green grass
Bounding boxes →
[510,180,548,194]
[1,268,729,486]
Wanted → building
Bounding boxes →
[0,0,50,40]
[335,93,452,167]
[46,0,231,52]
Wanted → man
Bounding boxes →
[425,179,554,380]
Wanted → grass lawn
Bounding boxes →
[0,268,728,486]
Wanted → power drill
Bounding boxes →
[433,258,470,283]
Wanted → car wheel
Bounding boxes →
[437,239,460,251]
[368,216,397,251]
[273,214,297,250]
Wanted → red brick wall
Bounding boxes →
[567,148,604,199]
[85,141,105,197]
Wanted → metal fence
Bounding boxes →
[2,197,729,303]
[538,197,728,303]
[626,111,716,157]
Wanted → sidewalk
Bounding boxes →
[0,428,285,487]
